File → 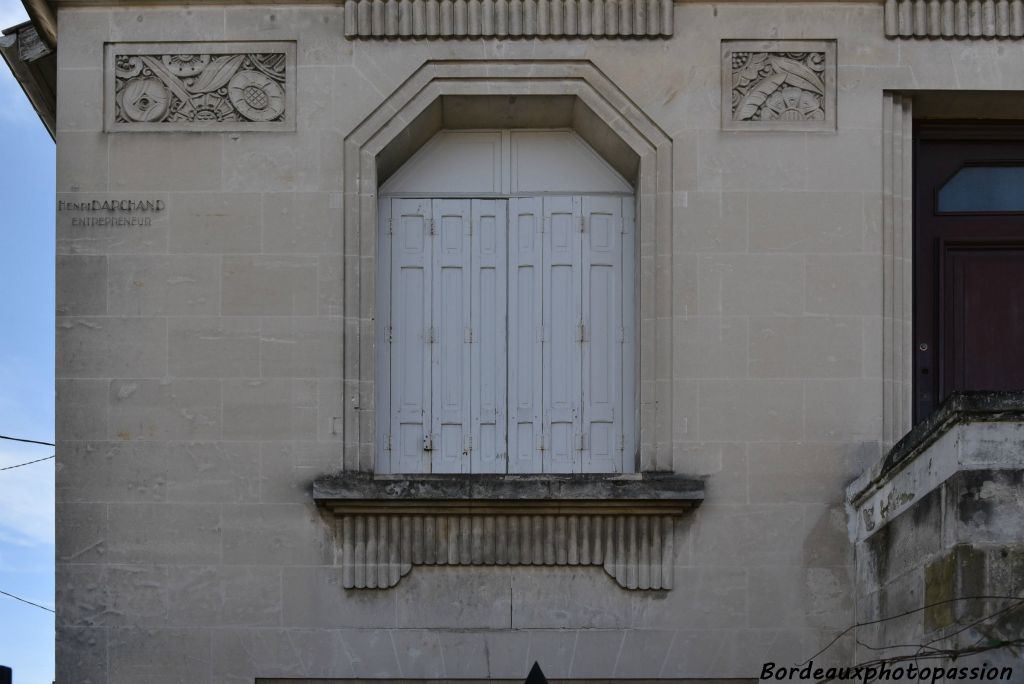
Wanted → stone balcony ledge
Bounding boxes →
[847,391,1024,542]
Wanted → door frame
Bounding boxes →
[913,122,1024,421]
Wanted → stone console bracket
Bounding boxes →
[313,473,704,590]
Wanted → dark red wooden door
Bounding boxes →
[915,126,1024,421]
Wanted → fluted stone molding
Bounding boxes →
[314,473,702,589]
[336,512,678,589]
[342,0,674,38]
[884,0,1024,37]
[882,93,913,448]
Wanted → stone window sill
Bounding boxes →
[312,472,704,591]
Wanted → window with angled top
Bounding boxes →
[376,129,638,474]
[936,164,1024,213]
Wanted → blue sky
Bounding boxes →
[0,0,57,681]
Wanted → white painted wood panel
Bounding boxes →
[378,130,637,475]
[471,199,508,473]
[431,200,473,473]
[381,131,504,196]
[582,196,623,473]
[543,196,583,473]
[510,131,632,195]
[507,197,544,474]
[389,199,433,473]
[381,131,631,197]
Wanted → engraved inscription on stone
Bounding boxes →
[58,198,165,227]
[105,42,295,132]
[721,40,836,131]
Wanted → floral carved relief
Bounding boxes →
[721,41,836,131]
[105,43,295,132]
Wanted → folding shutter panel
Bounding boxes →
[390,199,433,474]
[543,196,583,473]
[471,199,508,473]
[507,197,544,474]
[581,196,623,473]
[431,200,473,473]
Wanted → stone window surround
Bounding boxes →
[339,60,675,476]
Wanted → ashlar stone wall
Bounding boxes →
[53,2,1024,681]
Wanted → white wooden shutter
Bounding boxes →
[471,199,508,473]
[431,200,473,473]
[581,196,623,473]
[507,197,544,474]
[543,196,583,473]
[389,198,433,474]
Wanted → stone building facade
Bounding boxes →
[4,0,1024,680]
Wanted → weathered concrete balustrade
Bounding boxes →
[848,392,1024,668]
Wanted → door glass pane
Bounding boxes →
[937,165,1024,212]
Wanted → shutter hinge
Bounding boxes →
[426,326,435,344]
[464,434,473,456]
[579,215,586,233]
[428,218,436,236]
[386,325,393,343]
[577,432,587,452]
[618,325,625,343]
[538,325,545,342]
[423,433,434,451]
[384,433,392,452]
[578,320,586,344]
[387,217,393,235]
[619,434,625,453]
[537,433,546,453]
[465,327,473,344]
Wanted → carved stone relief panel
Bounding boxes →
[104,42,296,132]
[721,40,836,132]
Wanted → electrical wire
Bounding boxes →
[0,589,54,613]
[0,455,55,471]
[0,434,55,447]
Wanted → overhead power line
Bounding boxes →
[0,455,55,471]
[0,589,54,613]
[0,434,55,448]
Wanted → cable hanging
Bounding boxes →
[0,589,54,613]
[0,434,55,447]
[0,455,55,471]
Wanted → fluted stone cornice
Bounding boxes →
[885,0,1024,37]
[342,0,675,38]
